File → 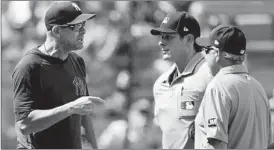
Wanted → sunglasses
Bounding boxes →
[202,46,219,54]
[56,21,86,31]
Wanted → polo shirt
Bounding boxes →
[195,64,272,149]
[153,52,212,149]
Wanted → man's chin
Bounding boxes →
[162,55,172,60]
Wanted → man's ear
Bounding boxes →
[180,34,194,44]
[186,34,194,43]
[51,26,61,38]
[184,34,194,47]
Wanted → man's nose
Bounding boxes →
[158,39,166,48]
[79,27,86,34]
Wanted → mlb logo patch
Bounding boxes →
[181,101,195,110]
[208,118,217,127]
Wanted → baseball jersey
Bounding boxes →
[153,52,212,149]
[12,47,89,149]
[195,64,272,149]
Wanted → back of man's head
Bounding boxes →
[196,24,247,64]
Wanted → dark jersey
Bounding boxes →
[12,47,89,149]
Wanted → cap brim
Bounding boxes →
[195,37,211,46]
[150,28,176,35]
[67,14,96,25]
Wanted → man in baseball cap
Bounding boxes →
[151,11,213,149]
[194,25,272,148]
[12,2,104,149]
[195,25,247,76]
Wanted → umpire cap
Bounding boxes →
[196,25,246,55]
[150,11,201,39]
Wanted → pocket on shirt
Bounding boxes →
[177,90,202,119]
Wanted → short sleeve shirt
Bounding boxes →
[153,52,213,149]
[12,47,89,149]
[195,64,272,149]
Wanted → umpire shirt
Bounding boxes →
[195,64,272,149]
[153,52,212,149]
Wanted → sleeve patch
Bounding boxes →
[208,118,217,127]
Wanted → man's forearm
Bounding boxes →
[82,115,98,149]
[17,102,74,135]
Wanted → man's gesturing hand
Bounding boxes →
[69,96,105,115]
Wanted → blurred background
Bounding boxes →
[1,1,274,149]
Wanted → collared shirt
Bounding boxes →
[153,52,212,149]
[195,64,272,149]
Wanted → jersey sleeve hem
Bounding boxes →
[206,132,228,144]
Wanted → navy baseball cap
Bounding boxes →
[196,25,246,55]
[150,11,200,38]
[45,2,96,31]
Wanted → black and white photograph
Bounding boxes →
[1,1,274,149]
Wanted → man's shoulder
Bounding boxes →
[193,61,213,86]
[206,75,238,97]
[14,48,44,70]
[12,48,44,83]
[69,52,86,66]
[154,73,165,86]
[153,67,174,96]
[195,61,212,77]
[69,52,84,60]
[212,72,246,89]
[154,66,173,87]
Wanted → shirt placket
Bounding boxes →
[169,82,184,118]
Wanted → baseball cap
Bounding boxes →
[196,25,246,55]
[45,2,96,31]
[150,11,200,38]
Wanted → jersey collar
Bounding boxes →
[162,52,204,85]
[215,64,248,78]
[180,52,204,76]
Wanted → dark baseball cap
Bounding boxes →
[45,2,96,31]
[196,25,246,55]
[150,11,200,38]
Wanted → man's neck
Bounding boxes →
[176,51,196,74]
[175,61,187,75]
[42,41,70,60]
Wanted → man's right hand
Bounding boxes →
[69,96,105,115]
[15,96,105,135]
